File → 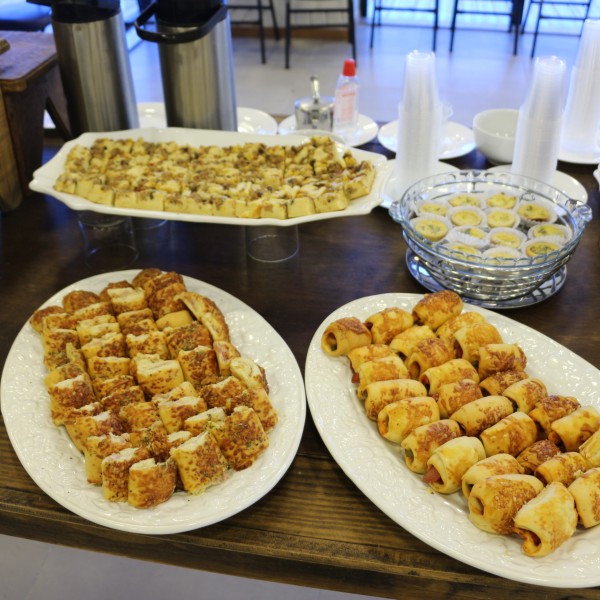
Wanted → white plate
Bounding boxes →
[305,293,600,588]
[29,127,389,227]
[487,165,588,204]
[378,120,476,160]
[0,271,306,535]
[379,159,460,209]
[278,114,379,147]
[558,135,600,165]
[137,103,279,136]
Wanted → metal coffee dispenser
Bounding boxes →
[135,0,237,131]
[29,0,139,135]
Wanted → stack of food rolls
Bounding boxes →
[321,289,600,557]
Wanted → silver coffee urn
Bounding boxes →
[29,0,139,135]
[135,0,237,131]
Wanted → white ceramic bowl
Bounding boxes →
[473,108,518,165]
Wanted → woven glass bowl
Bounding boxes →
[388,170,592,308]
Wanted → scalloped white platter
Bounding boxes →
[305,293,600,588]
[29,128,389,228]
[1,271,306,535]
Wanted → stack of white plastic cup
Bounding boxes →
[396,51,442,195]
[561,19,600,156]
[511,55,567,185]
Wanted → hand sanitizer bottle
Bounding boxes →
[333,59,359,142]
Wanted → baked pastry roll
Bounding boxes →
[44,360,87,389]
[405,337,455,380]
[347,344,395,373]
[364,378,428,421]
[158,395,208,433]
[388,326,436,360]
[101,446,152,502]
[48,373,97,426]
[62,290,102,313]
[126,331,169,360]
[127,457,178,508]
[106,286,147,314]
[183,407,227,436]
[30,304,69,334]
[212,340,241,377]
[419,358,479,395]
[516,439,561,474]
[100,385,145,413]
[450,395,514,437]
[568,467,600,528]
[479,411,538,457]
[364,307,414,344]
[116,308,155,334]
[479,370,528,396]
[70,301,113,323]
[119,402,161,432]
[321,317,372,357]
[43,328,80,371]
[453,323,503,365]
[76,321,120,346]
[236,387,278,432]
[133,354,185,396]
[65,409,124,452]
[468,474,544,534]
[477,344,527,379]
[92,374,135,399]
[152,381,198,404]
[83,432,132,484]
[230,356,268,392]
[377,396,440,444]
[81,332,126,361]
[200,310,230,343]
[400,419,462,474]
[86,355,131,380]
[548,406,600,451]
[535,451,589,486]
[423,436,485,494]
[165,321,212,357]
[155,309,194,331]
[579,430,600,468]
[435,311,487,343]
[461,453,523,499]
[513,482,578,557]
[178,345,220,388]
[502,378,548,414]
[356,355,409,400]
[435,378,483,419]
[528,395,581,437]
[411,290,463,331]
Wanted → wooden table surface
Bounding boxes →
[0,134,599,599]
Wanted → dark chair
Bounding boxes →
[521,0,593,57]
[370,0,440,50]
[449,0,523,55]
[0,2,51,32]
[285,0,356,69]
[229,0,280,64]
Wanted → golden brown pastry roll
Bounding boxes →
[356,355,409,400]
[388,325,436,359]
[477,344,527,379]
[405,337,455,380]
[468,474,544,534]
[461,453,523,499]
[364,378,427,421]
[411,290,463,331]
[127,457,178,508]
[453,323,503,365]
[364,307,414,344]
[423,436,485,494]
[528,395,581,437]
[321,317,372,357]
[479,370,528,396]
[568,467,600,528]
[513,482,578,557]
[534,451,589,486]
[502,378,548,414]
[548,406,600,452]
[377,396,440,444]
[419,358,479,395]
[347,344,396,373]
[579,430,600,468]
[435,311,487,342]
[479,411,538,457]
[450,395,514,437]
[400,419,462,473]
[516,439,561,474]
[435,378,483,419]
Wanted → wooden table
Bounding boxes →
[0,135,599,599]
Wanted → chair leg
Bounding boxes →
[269,0,280,40]
[285,2,291,69]
[433,0,439,51]
[520,0,533,33]
[530,7,542,57]
[369,0,378,48]
[257,0,266,64]
[348,0,356,62]
[449,0,459,51]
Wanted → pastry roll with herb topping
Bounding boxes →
[435,311,487,343]
[468,474,543,534]
[479,370,528,396]
[450,395,514,437]
[419,358,479,395]
[579,430,600,468]
[400,419,462,473]
[377,396,439,444]
[516,439,561,474]
[479,411,538,457]
[356,355,409,400]
[388,325,436,359]
[364,307,414,345]
[528,395,581,437]
[411,290,463,331]
[127,457,178,508]
[423,436,485,494]
[513,482,578,557]
[568,467,600,528]
[461,453,523,499]
[364,378,427,421]
[453,323,503,365]
[534,451,589,486]
[436,378,483,418]
[321,317,372,357]
[477,344,527,379]
[347,344,396,373]
[101,446,152,501]
[405,337,455,380]
[502,378,548,414]
[548,407,600,452]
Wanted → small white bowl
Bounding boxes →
[473,109,518,165]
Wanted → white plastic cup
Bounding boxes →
[245,225,299,263]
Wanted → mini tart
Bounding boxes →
[410,215,450,242]
[488,227,527,249]
[528,223,571,241]
[486,208,519,229]
[516,200,557,226]
[446,242,482,261]
[416,200,448,217]
[483,246,523,261]
[486,192,517,209]
[448,194,481,208]
[446,225,488,248]
[522,237,564,258]
[448,206,485,227]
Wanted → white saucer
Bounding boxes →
[558,138,600,165]
[487,165,588,204]
[278,114,379,147]
[136,103,278,135]
[377,120,476,159]
[379,160,460,209]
